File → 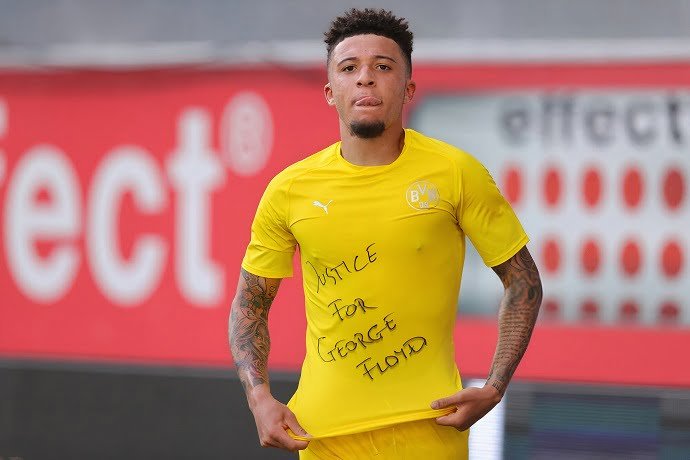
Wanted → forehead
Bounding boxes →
[331,34,403,63]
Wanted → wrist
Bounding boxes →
[247,383,272,411]
[484,378,506,402]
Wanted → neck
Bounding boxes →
[339,122,406,166]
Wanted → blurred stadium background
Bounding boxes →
[1,0,690,458]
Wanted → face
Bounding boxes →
[325,34,416,138]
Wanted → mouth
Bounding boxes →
[354,96,382,107]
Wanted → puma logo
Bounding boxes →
[312,200,333,214]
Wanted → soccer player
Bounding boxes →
[229,8,542,459]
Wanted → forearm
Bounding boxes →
[229,269,281,406]
[229,299,271,405]
[488,247,543,395]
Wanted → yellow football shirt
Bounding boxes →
[242,129,529,439]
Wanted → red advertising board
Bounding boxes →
[1,63,689,387]
[0,68,333,368]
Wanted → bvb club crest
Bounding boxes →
[406,180,440,210]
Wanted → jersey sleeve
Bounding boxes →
[456,153,529,267]
[241,174,297,278]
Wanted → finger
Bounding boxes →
[431,393,461,410]
[431,397,449,410]
[259,436,280,449]
[435,412,460,426]
[273,430,309,451]
[284,411,311,440]
[288,439,310,451]
[436,412,472,431]
[286,427,310,442]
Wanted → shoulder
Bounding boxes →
[265,141,340,192]
[406,129,489,175]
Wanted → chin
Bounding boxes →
[349,120,386,139]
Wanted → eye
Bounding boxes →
[377,64,391,71]
[342,65,356,72]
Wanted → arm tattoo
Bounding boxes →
[229,269,281,394]
[488,245,543,395]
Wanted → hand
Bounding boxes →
[249,387,310,451]
[430,385,502,431]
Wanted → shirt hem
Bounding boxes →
[288,407,456,441]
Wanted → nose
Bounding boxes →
[356,66,375,87]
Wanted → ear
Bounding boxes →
[403,80,416,104]
[324,83,335,106]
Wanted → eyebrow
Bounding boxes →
[336,55,397,67]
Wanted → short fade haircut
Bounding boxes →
[324,8,414,76]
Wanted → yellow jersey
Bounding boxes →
[242,129,528,438]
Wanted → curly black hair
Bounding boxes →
[324,8,414,76]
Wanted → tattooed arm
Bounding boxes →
[432,245,542,431]
[229,268,309,451]
[486,245,542,395]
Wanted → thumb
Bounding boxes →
[435,410,458,426]
[284,411,311,439]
